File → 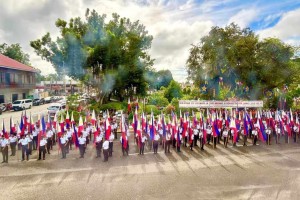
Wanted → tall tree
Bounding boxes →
[186,23,297,100]
[30,9,154,103]
[0,43,31,65]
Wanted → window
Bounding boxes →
[5,73,10,83]
[15,74,18,83]
[22,93,26,99]
[0,95,4,103]
[18,74,22,84]
[25,100,32,103]
[12,94,18,102]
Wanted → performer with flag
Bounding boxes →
[266,125,272,145]
[60,132,67,159]
[223,127,229,148]
[18,134,30,161]
[165,129,171,153]
[252,126,258,145]
[38,135,47,160]
[9,132,17,156]
[1,134,9,163]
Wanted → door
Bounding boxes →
[12,94,18,102]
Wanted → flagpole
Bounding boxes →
[16,121,20,162]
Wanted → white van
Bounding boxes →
[12,99,32,111]
[47,103,66,116]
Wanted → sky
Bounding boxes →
[0,0,300,82]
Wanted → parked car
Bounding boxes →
[33,98,45,106]
[44,97,52,103]
[47,103,66,116]
[12,99,32,111]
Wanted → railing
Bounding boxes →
[0,83,36,89]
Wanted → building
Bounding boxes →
[38,80,81,95]
[0,54,36,103]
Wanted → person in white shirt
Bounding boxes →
[60,132,67,159]
[66,127,73,152]
[18,135,29,161]
[46,128,53,154]
[32,127,38,150]
[1,135,9,163]
[276,125,281,144]
[9,133,17,156]
[27,133,33,155]
[38,135,47,160]
[95,133,103,158]
[174,131,182,152]
[252,127,258,145]
[266,126,272,145]
[120,136,129,156]
[102,139,109,161]
[82,127,88,146]
[140,134,147,155]
[109,133,114,157]
[206,125,212,145]
[199,129,204,150]
[153,133,160,154]
[165,131,171,153]
[112,121,118,139]
[223,127,229,148]
[293,125,299,143]
[78,134,86,158]
[193,126,199,147]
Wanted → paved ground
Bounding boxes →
[0,103,49,128]
[1,132,300,200]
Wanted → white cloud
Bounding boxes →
[227,8,258,28]
[1,0,300,83]
[258,8,300,40]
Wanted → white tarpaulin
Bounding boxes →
[179,100,263,108]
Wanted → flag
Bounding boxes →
[257,111,267,141]
[105,117,111,140]
[230,117,238,143]
[176,126,181,147]
[78,116,84,136]
[137,119,142,148]
[91,110,96,126]
[65,111,70,129]
[20,113,25,136]
[73,125,79,148]
[2,119,8,138]
[128,98,131,112]
[121,113,128,149]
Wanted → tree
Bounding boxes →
[0,43,31,65]
[164,80,183,102]
[31,9,154,104]
[186,23,298,100]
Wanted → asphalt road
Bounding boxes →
[1,133,300,200]
[0,103,50,128]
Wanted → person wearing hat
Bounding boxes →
[1,135,9,163]
[78,133,86,158]
[60,132,67,159]
[18,135,30,161]
[38,135,47,160]
[9,133,17,156]
[46,127,53,154]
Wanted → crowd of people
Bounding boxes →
[0,108,299,164]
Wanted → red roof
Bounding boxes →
[0,53,36,72]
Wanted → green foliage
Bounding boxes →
[30,9,154,103]
[0,43,31,65]
[99,102,126,111]
[164,80,183,102]
[145,105,160,116]
[163,104,175,115]
[218,85,235,100]
[148,94,169,107]
[186,23,297,100]
[145,69,174,90]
